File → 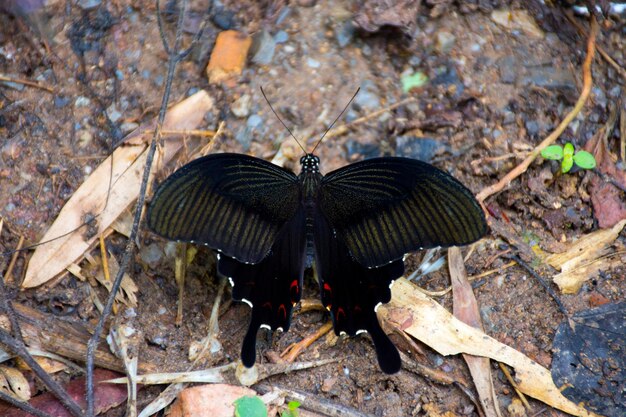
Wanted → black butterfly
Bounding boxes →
[147,150,487,373]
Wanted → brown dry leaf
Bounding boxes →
[0,365,30,401]
[167,384,256,417]
[449,248,502,417]
[584,117,626,227]
[379,279,600,417]
[22,90,214,288]
[92,252,138,307]
[206,30,252,84]
[545,219,626,294]
[491,9,545,39]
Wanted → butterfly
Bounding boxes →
[147,149,487,373]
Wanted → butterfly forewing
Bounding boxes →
[318,157,487,268]
[147,153,301,264]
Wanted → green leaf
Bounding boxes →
[573,151,596,170]
[287,401,301,411]
[561,155,574,173]
[541,145,563,160]
[563,142,575,158]
[234,396,267,417]
[401,71,428,93]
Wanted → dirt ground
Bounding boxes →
[0,1,624,416]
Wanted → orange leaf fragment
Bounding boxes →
[206,30,252,84]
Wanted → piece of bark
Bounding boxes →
[0,302,160,374]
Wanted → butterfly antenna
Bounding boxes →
[311,87,360,154]
[260,86,307,154]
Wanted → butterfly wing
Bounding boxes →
[319,157,486,268]
[147,153,301,264]
[314,208,404,374]
[218,206,307,367]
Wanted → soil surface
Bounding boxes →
[0,1,624,416]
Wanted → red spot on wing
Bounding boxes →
[278,304,287,320]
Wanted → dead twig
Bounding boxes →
[0,74,54,93]
[0,274,84,417]
[281,321,333,363]
[476,16,598,203]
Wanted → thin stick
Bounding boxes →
[476,17,598,203]
[0,74,54,93]
[0,275,84,417]
[281,321,333,363]
[4,235,24,284]
[498,362,532,410]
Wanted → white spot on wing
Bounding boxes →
[228,277,234,287]
[339,331,347,337]
[356,329,368,335]
[374,302,383,312]
[260,324,271,330]
[241,298,253,308]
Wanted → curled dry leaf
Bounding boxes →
[545,219,626,294]
[379,279,601,417]
[22,90,214,288]
[0,365,30,401]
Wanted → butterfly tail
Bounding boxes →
[366,315,401,374]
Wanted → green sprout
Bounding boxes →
[280,401,301,417]
[540,143,596,173]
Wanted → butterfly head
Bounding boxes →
[300,154,320,174]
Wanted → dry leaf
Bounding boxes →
[545,219,626,294]
[491,9,545,38]
[206,30,251,84]
[379,279,601,417]
[449,248,502,417]
[0,365,30,401]
[23,90,214,288]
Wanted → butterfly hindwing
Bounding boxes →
[314,208,404,374]
[218,207,307,367]
[148,153,301,264]
[318,157,487,268]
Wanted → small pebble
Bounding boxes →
[283,44,295,53]
[54,96,70,108]
[140,243,164,269]
[246,114,263,128]
[435,31,456,54]
[335,21,354,47]
[231,94,252,118]
[251,30,276,65]
[306,58,320,69]
[75,96,91,107]
[211,7,236,30]
[274,30,288,43]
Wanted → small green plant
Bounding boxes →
[280,401,301,417]
[541,143,596,173]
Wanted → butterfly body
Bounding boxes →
[148,152,487,373]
